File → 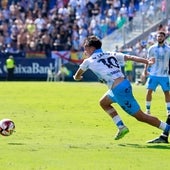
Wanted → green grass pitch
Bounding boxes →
[0,82,170,170]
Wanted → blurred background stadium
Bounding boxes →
[0,0,169,81]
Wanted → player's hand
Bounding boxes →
[148,57,155,65]
[73,75,83,81]
[141,73,146,82]
[142,69,149,77]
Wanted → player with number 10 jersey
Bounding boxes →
[80,49,125,89]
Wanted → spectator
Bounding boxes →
[106,4,117,23]
[71,24,80,51]
[34,11,47,31]
[91,2,100,17]
[26,20,36,36]
[127,2,136,31]
[139,0,147,14]
[146,1,155,24]
[161,0,166,19]
[116,13,127,29]
[0,0,143,59]
[85,0,94,18]
[17,27,27,56]
[119,3,128,17]
[41,29,52,58]
[107,21,117,35]
[113,0,121,11]
[106,0,114,10]
[99,19,108,38]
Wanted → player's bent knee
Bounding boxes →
[99,100,106,108]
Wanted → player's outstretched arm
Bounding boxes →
[125,55,155,65]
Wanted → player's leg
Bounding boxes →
[145,76,158,114]
[147,89,170,143]
[146,89,153,114]
[132,110,170,134]
[159,91,170,141]
[147,114,170,144]
[164,91,170,114]
[99,92,129,140]
[110,79,170,140]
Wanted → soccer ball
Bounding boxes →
[0,119,15,136]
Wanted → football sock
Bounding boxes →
[146,101,151,111]
[166,102,170,113]
[159,122,169,134]
[161,115,170,137]
[112,115,125,129]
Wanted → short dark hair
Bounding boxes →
[157,31,166,37]
[84,35,102,49]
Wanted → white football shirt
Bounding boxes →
[80,50,125,89]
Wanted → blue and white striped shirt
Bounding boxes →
[147,43,170,77]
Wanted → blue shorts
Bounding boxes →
[106,79,140,115]
[146,76,170,92]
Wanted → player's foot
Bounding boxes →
[147,136,169,144]
[114,126,129,140]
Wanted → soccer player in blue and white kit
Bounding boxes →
[73,35,170,141]
[143,31,170,143]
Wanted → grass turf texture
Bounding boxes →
[0,82,170,170]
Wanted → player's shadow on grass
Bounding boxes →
[118,143,170,150]
[8,142,25,145]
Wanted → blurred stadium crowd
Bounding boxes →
[0,0,168,59]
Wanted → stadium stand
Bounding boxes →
[0,0,169,81]
[0,0,154,57]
